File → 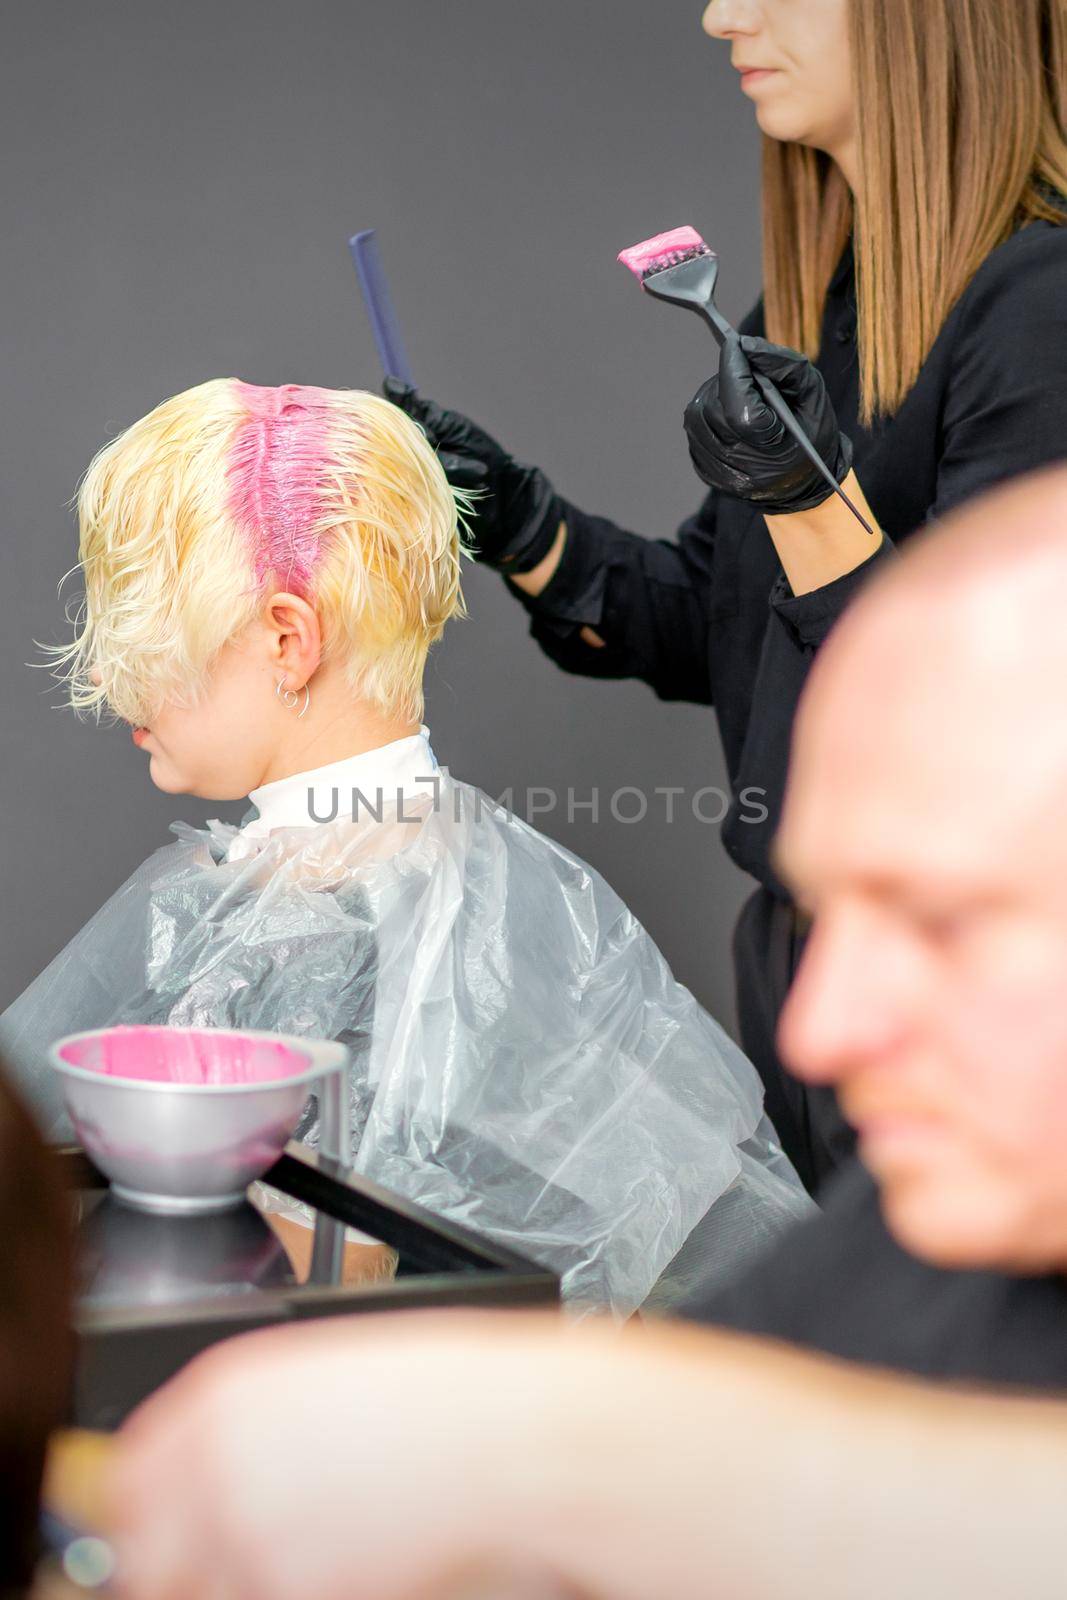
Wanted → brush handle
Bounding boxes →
[753,372,876,536]
[696,306,876,537]
[348,229,415,386]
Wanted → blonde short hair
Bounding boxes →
[50,379,470,727]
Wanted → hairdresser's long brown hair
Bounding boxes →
[761,0,1067,423]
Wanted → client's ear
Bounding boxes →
[264,591,323,685]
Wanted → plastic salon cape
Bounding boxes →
[0,770,811,1314]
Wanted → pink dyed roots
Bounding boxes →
[228,382,338,592]
[617,225,713,282]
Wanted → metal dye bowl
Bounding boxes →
[50,1025,349,1215]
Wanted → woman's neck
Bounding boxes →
[828,136,858,198]
[255,702,422,789]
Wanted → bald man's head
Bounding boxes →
[776,466,1067,1272]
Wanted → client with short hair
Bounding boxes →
[1,379,810,1313]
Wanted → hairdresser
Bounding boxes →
[387,0,1067,1196]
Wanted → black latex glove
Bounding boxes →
[684,334,853,513]
[383,378,563,572]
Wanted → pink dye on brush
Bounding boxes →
[59,1024,311,1086]
[228,382,337,592]
[618,226,712,282]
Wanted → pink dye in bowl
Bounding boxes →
[51,1025,349,1215]
[58,1025,325,1087]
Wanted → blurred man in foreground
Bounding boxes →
[111,469,1067,1596]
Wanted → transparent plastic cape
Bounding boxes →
[0,774,812,1313]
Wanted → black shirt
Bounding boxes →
[689,1159,1067,1389]
[511,218,1067,893]
[509,218,1067,1192]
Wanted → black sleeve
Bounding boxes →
[683,1160,881,1346]
[504,299,769,709]
[929,222,1067,520]
[507,494,719,706]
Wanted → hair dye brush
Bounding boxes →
[618,226,874,535]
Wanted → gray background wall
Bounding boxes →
[1,0,762,1030]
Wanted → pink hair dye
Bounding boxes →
[617,226,710,280]
[58,1024,314,1085]
[228,382,338,592]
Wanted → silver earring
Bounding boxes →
[276,677,311,718]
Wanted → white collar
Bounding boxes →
[227,726,439,862]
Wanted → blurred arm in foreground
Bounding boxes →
[111,1307,1067,1600]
